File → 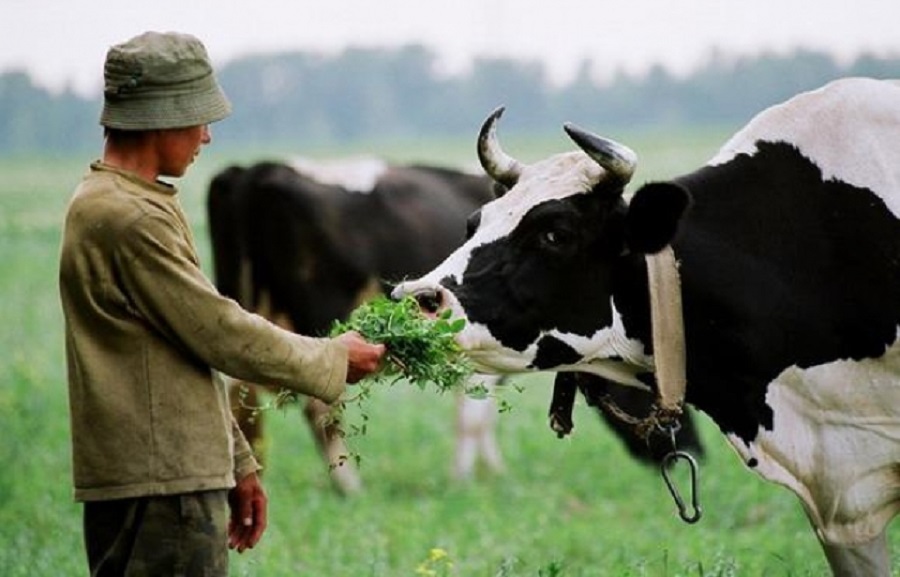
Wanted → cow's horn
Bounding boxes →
[478,106,523,188]
[563,123,637,184]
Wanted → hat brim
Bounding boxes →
[100,82,232,130]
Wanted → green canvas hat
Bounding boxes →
[100,31,232,130]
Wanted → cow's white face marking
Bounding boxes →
[288,155,388,192]
[476,152,604,244]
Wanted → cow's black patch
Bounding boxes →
[530,334,583,369]
[625,181,691,254]
[448,191,627,352]
[654,141,900,442]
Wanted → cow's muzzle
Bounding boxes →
[391,283,446,317]
[411,288,444,315]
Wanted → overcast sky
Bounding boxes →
[4,1,899,95]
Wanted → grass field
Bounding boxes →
[1,128,897,576]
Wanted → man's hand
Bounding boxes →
[228,472,267,553]
[335,330,386,383]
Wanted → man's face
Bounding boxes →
[156,125,210,177]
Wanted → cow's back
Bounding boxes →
[711,77,900,216]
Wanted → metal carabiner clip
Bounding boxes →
[661,450,702,524]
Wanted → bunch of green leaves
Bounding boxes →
[329,295,474,393]
[325,296,479,461]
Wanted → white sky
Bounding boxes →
[3,0,899,96]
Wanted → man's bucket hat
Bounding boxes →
[100,31,231,130]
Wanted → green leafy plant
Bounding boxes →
[330,295,474,393]
[325,295,481,463]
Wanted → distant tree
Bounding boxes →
[2,47,900,155]
[553,59,607,127]
[0,71,43,151]
[847,53,900,79]
[459,57,552,133]
[0,71,96,154]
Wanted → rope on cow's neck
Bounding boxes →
[595,245,701,524]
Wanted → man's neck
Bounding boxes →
[103,132,160,183]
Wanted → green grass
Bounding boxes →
[1,131,896,576]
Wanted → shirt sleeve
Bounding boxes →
[231,413,262,480]
[114,209,348,403]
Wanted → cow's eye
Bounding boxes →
[539,228,571,249]
[538,226,577,250]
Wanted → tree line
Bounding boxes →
[1,45,897,155]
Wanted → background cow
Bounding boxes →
[394,78,900,575]
[208,156,704,495]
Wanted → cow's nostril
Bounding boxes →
[414,289,443,314]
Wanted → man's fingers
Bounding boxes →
[227,494,267,552]
[228,525,252,553]
[251,494,267,545]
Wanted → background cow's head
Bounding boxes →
[393,108,690,383]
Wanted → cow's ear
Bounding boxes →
[625,181,691,254]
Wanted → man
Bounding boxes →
[58,31,386,576]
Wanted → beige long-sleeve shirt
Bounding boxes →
[59,162,348,502]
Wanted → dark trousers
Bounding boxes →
[83,490,229,577]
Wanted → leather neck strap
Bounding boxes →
[645,246,687,420]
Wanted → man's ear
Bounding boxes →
[625,181,691,254]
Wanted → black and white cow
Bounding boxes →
[394,78,900,575]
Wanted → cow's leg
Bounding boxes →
[454,375,504,479]
[228,381,268,470]
[302,396,362,496]
[549,372,578,438]
[256,309,361,494]
[820,531,890,577]
[475,396,504,474]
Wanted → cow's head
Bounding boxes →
[392,108,689,383]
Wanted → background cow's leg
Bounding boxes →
[454,375,504,480]
[303,396,362,495]
[256,309,361,495]
[819,530,890,577]
[549,373,578,438]
[228,381,268,470]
